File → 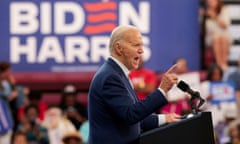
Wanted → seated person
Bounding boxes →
[59,84,87,129]
[42,106,76,144]
[17,104,49,144]
[18,90,48,122]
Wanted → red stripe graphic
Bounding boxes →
[87,12,117,23]
[84,2,117,12]
[83,2,117,34]
[84,23,116,34]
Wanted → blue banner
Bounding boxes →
[210,81,236,104]
[0,0,199,72]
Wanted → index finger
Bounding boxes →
[166,64,178,74]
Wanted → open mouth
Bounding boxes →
[134,56,139,61]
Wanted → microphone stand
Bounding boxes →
[189,96,197,115]
[189,91,205,115]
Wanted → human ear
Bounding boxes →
[115,42,123,56]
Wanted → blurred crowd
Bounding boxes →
[0,0,239,144]
[0,61,88,144]
[198,0,240,143]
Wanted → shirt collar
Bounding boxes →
[110,56,130,78]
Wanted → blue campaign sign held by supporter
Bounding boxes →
[0,99,13,134]
[210,81,236,104]
[0,0,199,72]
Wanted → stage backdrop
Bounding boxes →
[0,0,199,72]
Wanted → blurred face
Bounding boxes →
[26,107,38,121]
[13,134,27,144]
[47,108,61,120]
[206,0,218,9]
[0,69,10,80]
[118,29,144,70]
[65,95,76,106]
[46,108,61,128]
[211,68,222,81]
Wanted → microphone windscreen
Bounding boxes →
[177,80,190,92]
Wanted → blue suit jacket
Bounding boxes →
[88,58,168,144]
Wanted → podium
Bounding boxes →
[139,112,215,144]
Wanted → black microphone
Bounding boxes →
[177,80,205,108]
[177,80,198,98]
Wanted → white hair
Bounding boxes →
[109,25,138,53]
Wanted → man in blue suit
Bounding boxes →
[88,25,180,144]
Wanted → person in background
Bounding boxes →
[0,61,29,131]
[129,56,158,101]
[42,106,76,144]
[18,90,48,123]
[200,64,224,125]
[59,84,87,130]
[227,57,240,118]
[201,64,237,144]
[11,131,28,144]
[17,104,49,144]
[200,64,224,111]
[217,105,237,144]
[202,0,231,70]
[78,119,89,144]
[62,131,83,144]
[226,120,240,144]
[0,61,18,144]
[160,57,192,115]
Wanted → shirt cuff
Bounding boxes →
[158,87,167,98]
[158,114,166,126]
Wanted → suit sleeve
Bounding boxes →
[140,114,159,132]
[102,74,168,125]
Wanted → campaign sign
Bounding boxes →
[0,99,13,134]
[210,81,236,104]
[0,0,199,72]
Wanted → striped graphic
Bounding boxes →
[84,1,117,34]
[84,1,116,12]
[87,12,116,23]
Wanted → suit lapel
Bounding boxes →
[107,58,139,102]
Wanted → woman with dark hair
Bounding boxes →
[204,0,231,70]
[200,64,224,117]
[206,63,223,81]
